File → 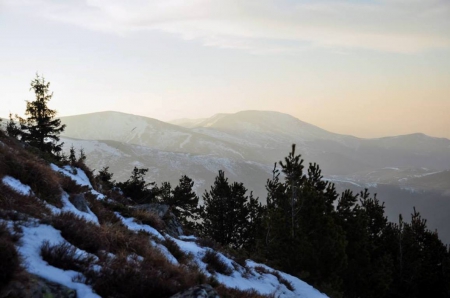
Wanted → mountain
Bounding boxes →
[60,110,450,242]
[0,131,326,298]
[168,117,207,128]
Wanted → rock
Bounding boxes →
[0,274,77,298]
[170,284,219,298]
[133,204,184,237]
[69,193,90,213]
[133,203,169,218]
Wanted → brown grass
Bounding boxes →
[0,222,22,289]
[40,240,96,272]
[47,212,152,257]
[0,183,52,220]
[253,266,294,291]
[0,140,62,207]
[83,250,205,298]
[215,285,275,298]
[131,209,165,231]
[162,238,192,264]
[202,250,233,276]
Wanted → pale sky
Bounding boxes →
[1,0,449,138]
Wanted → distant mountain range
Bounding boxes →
[37,110,450,242]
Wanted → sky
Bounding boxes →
[0,0,449,139]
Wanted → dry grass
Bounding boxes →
[132,208,165,231]
[253,266,294,291]
[202,250,233,276]
[40,240,96,272]
[0,139,62,207]
[82,250,205,298]
[47,212,152,257]
[162,238,192,264]
[0,222,22,289]
[83,193,122,225]
[216,285,275,298]
[0,183,52,220]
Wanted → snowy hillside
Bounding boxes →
[0,141,327,297]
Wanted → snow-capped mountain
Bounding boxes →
[60,110,450,242]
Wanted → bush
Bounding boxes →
[0,183,52,220]
[253,266,294,291]
[132,209,165,231]
[0,143,62,207]
[215,285,274,298]
[202,250,233,276]
[48,212,152,257]
[0,223,21,288]
[162,238,191,264]
[40,240,96,272]
[84,252,203,298]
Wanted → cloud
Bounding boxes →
[4,0,450,53]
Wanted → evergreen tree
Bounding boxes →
[262,145,347,296]
[116,167,155,204]
[96,166,115,190]
[17,74,66,157]
[169,175,200,230]
[6,114,21,139]
[199,170,262,250]
[69,145,77,165]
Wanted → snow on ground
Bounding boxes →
[8,221,100,298]
[114,212,164,240]
[2,176,34,196]
[59,192,99,225]
[150,240,179,265]
[50,164,105,200]
[169,235,328,297]
[2,164,326,298]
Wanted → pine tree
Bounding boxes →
[96,166,115,190]
[199,170,261,250]
[262,145,347,296]
[116,167,155,204]
[17,74,66,157]
[169,175,200,230]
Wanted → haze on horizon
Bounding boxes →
[1,0,449,139]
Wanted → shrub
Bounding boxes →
[0,183,52,220]
[202,250,233,276]
[47,212,107,254]
[196,237,222,251]
[132,209,165,231]
[84,251,203,298]
[215,285,274,298]
[40,240,96,272]
[162,238,191,264]
[59,175,89,195]
[83,194,121,225]
[253,266,294,291]
[0,223,21,288]
[0,144,62,207]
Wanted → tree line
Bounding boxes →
[5,75,450,298]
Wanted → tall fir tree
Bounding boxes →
[199,170,263,250]
[262,144,347,297]
[17,74,66,157]
[169,175,200,230]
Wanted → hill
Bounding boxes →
[0,130,326,298]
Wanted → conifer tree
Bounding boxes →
[199,170,262,250]
[169,175,200,229]
[17,74,66,157]
[262,144,346,296]
[116,167,155,204]
[96,166,115,190]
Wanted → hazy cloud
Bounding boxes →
[4,0,450,53]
